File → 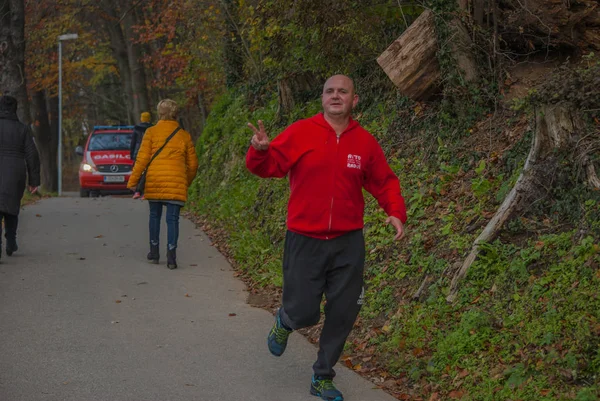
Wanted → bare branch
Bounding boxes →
[117,0,145,25]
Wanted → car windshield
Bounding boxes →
[88,133,132,151]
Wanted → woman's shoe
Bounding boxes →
[147,244,159,264]
[167,249,177,269]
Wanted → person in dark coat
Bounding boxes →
[130,112,152,162]
[0,95,40,259]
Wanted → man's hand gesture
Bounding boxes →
[248,120,270,151]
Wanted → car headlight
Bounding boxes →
[82,163,94,172]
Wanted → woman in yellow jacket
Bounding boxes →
[128,99,198,269]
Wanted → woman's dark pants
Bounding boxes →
[148,201,181,250]
[0,212,18,250]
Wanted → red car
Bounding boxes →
[75,126,134,197]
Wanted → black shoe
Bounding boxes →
[6,240,18,256]
[167,249,177,269]
[147,244,159,264]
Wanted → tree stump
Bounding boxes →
[447,104,590,302]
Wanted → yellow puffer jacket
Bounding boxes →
[128,120,198,202]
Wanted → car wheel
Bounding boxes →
[90,191,100,198]
[80,189,90,197]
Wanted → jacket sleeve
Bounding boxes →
[245,125,297,178]
[363,140,407,223]
[24,127,41,187]
[185,133,198,185]
[128,129,152,188]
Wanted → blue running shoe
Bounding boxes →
[310,375,343,401]
[267,309,292,356]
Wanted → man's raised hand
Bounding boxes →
[248,120,270,151]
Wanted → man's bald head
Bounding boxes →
[323,75,355,96]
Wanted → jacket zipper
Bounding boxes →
[328,133,341,237]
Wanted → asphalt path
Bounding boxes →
[0,197,396,401]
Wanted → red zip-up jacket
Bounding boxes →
[246,112,407,239]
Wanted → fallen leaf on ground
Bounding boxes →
[449,390,465,399]
[185,293,191,297]
[94,235,104,238]
[229,313,237,317]
[412,347,425,356]
[190,264,198,266]
[115,300,121,304]
[36,214,42,217]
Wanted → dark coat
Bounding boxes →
[0,110,41,216]
[130,122,152,161]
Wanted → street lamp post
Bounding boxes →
[58,33,78,196]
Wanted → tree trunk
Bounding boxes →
[276,73,317,117]
[448,19,479,84]
[0,0,30,124]
[31,90,58,191]
[102,1,135,124]
[277,80,294,116]
[473,0,485,26]
[123,8,150,119]
[447,104,585,301]
[221,0,245,88]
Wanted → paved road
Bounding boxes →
[0,197,396,401]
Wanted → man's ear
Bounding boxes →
[352,94,359,109]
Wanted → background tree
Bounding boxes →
[1,0,29,123]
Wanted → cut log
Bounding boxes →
[377,9,479,100]
[377,9,441,101]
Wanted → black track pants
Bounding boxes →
[279,229,365,379]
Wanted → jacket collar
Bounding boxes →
[311,112,358,133]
